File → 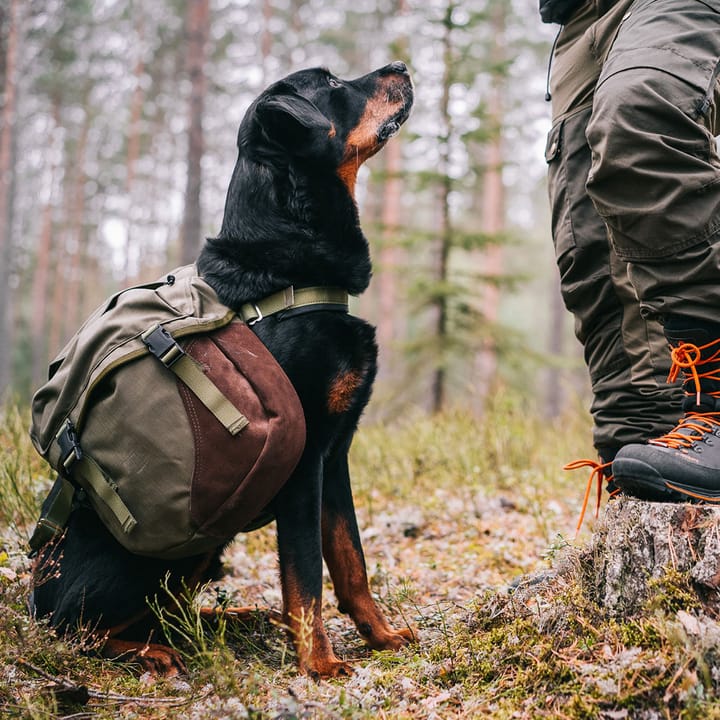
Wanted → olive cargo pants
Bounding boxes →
[546,0,720,454]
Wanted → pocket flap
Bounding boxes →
[545,120,564,163]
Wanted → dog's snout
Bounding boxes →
[386,61,408,75]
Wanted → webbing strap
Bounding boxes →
[170,354,249,434]
[239,286,349,324]
[28,476,75,554]
[31,419,138,551]
[73,454,137,534]
[141,325,249,435]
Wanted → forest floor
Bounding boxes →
[2,398,720,719]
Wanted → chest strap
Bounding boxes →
[239,286,349,325]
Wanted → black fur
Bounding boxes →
[32,62,414,678]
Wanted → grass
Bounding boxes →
[2,394,720,718]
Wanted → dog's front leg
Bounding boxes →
[274,456,352,678]
[321,452,417,651]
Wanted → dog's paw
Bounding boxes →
[359,622,418,650]
[102,639,187,678]
[136,644,187,677]
[305,656,354,680]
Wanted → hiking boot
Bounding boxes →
[612,316,720,503]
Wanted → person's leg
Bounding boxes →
[584,0,720,499]
[547,0,681,471]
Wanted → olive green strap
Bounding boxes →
[28,476,76,554]
[73,454,137,534]
[29,445,138,554]
[239,286,349,324]
[141,325,249,436]
[169,354,249,434]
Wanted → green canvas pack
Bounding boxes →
[28,264,306,559]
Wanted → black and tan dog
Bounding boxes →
[31,61,415,678]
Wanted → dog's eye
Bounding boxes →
[327,78,343,89]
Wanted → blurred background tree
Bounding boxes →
[0,0,585,418]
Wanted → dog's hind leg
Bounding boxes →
[273,453,353,678]
[321,452,417,651]
[31,507,218,677]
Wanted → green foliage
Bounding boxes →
[0,406,52,536]
[645,567,704,615]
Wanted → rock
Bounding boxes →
[588,497,720,615]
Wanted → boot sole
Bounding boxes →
[613,457,720,503]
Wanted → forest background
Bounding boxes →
[0,0,576,419]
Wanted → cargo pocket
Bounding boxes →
[597,0,720,120]
[545,118,572,259]
[546,106,602,262]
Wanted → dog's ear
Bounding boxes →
[255,94,336,159]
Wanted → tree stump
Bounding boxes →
[587,497,720,615]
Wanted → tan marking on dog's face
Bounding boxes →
[328,370,363,414]
[337,76,409,196]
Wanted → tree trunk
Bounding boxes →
[376,0,408,387]
[587,498,720,616]
[0,0,20,400]
[64,114,89,339]
[472,3,506,414]
[124,7,145,283]
[430,5,453,414]
[261,0,272,84]
[545,272,566,418]
[180,0,209,265]
[31,104,61,387]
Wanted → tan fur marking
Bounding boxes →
[337,79,407,196]
[328,370,363,414]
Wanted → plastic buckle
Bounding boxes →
[141,324,184,367]
[56,419,83,471]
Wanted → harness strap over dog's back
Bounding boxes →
[239,286,349,324]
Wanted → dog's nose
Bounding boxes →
[387,61,408,75]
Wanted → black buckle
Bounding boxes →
[141,325,184,367]
[56,419,83,471]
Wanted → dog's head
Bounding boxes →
[239,61,414,196]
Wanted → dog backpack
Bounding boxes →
[28,265,306,559]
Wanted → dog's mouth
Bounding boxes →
[377,93,413,142]
[378,121,402,142]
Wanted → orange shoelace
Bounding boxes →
[652,339,720,449]
[667,340,720,406]
[649,412,720,449]
[564,458,619,537]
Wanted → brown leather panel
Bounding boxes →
[180,322,305,538]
